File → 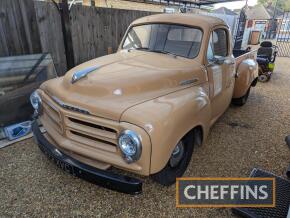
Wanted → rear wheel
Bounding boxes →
[232,87,250,106]
[151,133,194,186]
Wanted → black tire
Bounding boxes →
[232,87,250,106]
[151,132,194,186]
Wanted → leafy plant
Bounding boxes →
[258,0,290,11]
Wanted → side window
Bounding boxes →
[213,29,228,57]
[207,34,214,61]
[123,25,151,49]
[207,28,228,61]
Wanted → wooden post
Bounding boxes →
[58,0,75,71]
[107,47,113,54]
[83,0,95,6]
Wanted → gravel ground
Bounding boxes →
[1,58,290,217]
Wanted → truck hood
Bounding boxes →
[41,50,203,121]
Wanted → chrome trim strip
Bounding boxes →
[179,78,199,86]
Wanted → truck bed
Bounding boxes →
[233,49,257,67]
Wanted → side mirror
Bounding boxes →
[207,56,225,67]
[214,56,225,65]
[212,56,225,65]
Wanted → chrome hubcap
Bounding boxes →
[259,75,268,82]
[169,141,184,168]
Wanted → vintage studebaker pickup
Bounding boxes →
[31,14,258,194]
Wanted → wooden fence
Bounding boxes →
[70,6,152,65]
[0,0,154,75]
[34,1,67,74]
[0,0,41,56]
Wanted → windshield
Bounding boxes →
[122,24,203,59]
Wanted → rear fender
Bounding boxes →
[233,59,258,98]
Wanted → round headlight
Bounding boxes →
[118,130,142,163]
[30,90,42,110]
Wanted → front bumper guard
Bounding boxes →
[32,122,142,194]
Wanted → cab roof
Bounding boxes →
[131,13,227,31]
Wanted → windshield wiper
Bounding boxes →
[128,48,177,57]
[150,50,177,57]
[150,50,169,54]
[128,47,149,52]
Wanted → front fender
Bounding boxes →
[233,59,258,98]
[120,86,211,174]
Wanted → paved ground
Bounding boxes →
[1,58,290,217]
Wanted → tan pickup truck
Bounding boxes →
[31,13,258,194]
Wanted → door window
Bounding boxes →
[207,28,228,61]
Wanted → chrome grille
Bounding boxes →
[42,99,62,134]
[42,95,119,154]
[64,115,118,152]
[68,117,116,134]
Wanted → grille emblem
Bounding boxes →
[52,96,90,115]
[71,65,99,84]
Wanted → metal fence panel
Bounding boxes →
[276,11,290,57]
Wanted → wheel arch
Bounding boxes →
[191,125,204,146]
[233,59,258,98]
[120,87,211,175]
[150,124,205,185]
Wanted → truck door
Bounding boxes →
[206,28,235,121]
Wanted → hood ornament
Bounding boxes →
[71,65,99,84]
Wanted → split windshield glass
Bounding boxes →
[122,24,203,59]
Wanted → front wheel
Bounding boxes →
[151,133,194,186]
[232,87,250,106]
